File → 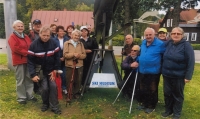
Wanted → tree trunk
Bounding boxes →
[172,0,182,27]
[124,0,131,36]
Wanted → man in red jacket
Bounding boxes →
[8,20,37,104]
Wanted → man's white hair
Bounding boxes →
[12,20,24,28]
[144,27,155,34]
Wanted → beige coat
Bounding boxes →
[63,40,86,68]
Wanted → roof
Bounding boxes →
[31,11,94,29]
[180,9,198,23]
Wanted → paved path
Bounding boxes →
[1,38,200,63]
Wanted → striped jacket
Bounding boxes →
[27,38,60,78]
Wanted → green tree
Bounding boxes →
[75,3,93,11]
[0,3,5,38]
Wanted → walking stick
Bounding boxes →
[112,69,134,105]
[66,59,77,105]
[121,48,124,79]
[129,71,138,114]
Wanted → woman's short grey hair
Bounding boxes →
[12,20,24,28]
[171,27,184,36]
[72,29,81,36]
[39,26,51,34]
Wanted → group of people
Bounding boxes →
[8,19,98,115]
[120,27,195,119]
[8,18,194,118]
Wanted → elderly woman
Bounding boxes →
[79,26,99,85]
[161,27,195,119]
[8,20,37,104]
[63,29,86,101]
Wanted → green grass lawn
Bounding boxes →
[0,54,7,67]
[0,54,200,119]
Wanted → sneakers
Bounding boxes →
[41,104,49,112]
[172,115,180,119]
[18,101,26,105]
[161,111,173,118]
[51,109,61,114]
[29,97,37,102]
[145,108,155,114]
[62,89,68,95]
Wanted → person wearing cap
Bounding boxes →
[119,45,140,100]
[65,25,75,40]
[29,19,42,41]
[137,27,166,114]
[158,28,168,41]
[122,34,135,56]
[28,19,43,95]
[79,26,99,86]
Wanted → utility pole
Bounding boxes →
[1,0,17,70]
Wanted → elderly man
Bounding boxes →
[137,27,165,114]
[28,26,61,114]
[119,45,140,100]
[29,19,42,41]
[122,34,135,56]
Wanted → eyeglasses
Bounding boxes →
[171,33,182,35]
[131,50,138,52]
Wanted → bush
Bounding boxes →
[191,44,200,50]
[107,34,142,46]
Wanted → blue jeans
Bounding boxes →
[60,65,66,90]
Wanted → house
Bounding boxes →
[161,9,200,44]
[31,10,94,29]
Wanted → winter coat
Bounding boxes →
[63,40,86,68]
[139,37,165,74]
[162,39,195,80]
[8,32,31,66]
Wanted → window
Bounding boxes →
[191,33,197,41]
[184,33,189,41]
[170,19,173,27]
[167,19,170,27]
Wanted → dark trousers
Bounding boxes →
[163,76,185,117]
[66,67,83,95]
[60,65,66,90]
[118,71,140,100]
[139,73,160,109]
[40,74,59,110]
[81,61,90,85]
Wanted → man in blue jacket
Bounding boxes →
[137,27,166,114]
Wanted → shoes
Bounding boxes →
[18,101,26,104]
[161,111,173,118]
[29,97,37,102]
[41,104,49,112]
[145,108,155,114]
[172,115,180,119]
[136,104,145,110]
[62,89,68,95]
[51,109,61,114]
